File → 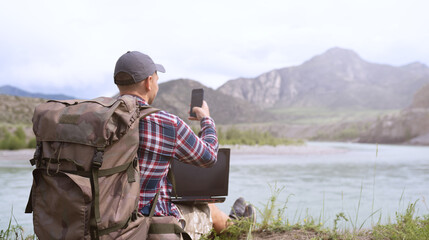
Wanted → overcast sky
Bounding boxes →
[0,0,428,99]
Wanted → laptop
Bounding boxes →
[170,148,230,203]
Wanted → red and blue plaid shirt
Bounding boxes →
[136,97,218,218]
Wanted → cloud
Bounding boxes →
[0,0,428,98]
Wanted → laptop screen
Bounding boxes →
[171,148,230,197]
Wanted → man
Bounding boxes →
[113,51,254,239]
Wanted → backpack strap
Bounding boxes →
[139,106,161,118]
[90,147,105,240]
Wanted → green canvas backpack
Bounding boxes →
[25,95,191,240]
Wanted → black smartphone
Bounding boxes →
[190,88,204,118]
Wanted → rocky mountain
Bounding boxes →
[3,47,429,145]
[410,82,429,108]
[0,81,273,126]
[358,82,429,145]
[0,85,74,100]
[152,79,275,124]
[218,47,429,110]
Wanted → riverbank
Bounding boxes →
[0,143,348,162]
[0,149,33,161]
[222,143,348,155]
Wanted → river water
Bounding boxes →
[1,142,428,233]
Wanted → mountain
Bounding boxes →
[358,82,429,145]
[152,79,275,124]
[0,85,74,100]
[0,81,273,125]
[218,47,429,110]
[409,82,429,108]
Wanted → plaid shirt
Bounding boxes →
[136,97,218,218]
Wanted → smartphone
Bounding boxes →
[190,88,204,118]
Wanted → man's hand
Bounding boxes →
[189,101,210,121]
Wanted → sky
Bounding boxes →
[0,0,428,99]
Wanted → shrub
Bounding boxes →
[27,137,37,149]
[0,127,31,150]
[218,127,304,146]
[14,127,26,140]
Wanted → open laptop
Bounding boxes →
[170,148,230,204]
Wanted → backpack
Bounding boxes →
[25,95,191,240]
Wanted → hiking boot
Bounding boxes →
[243,203,257,225]
[229,197,246,219]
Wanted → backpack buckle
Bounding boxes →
[131,210,138,221]
[30,142,42,166]
[92,149,104,169]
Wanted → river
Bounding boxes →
[1,142,428,233]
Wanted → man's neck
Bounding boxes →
[119,91,148,102]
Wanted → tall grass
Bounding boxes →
[204,184,429,240]
[0,208,35,240]
[373,201,429,240]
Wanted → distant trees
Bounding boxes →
[0,126,36,150]
[191,125,304,146]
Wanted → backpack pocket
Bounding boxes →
[31,169,92,239]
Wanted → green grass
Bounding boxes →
[0,209,35,240]
[192,125,305,147]
[217,127,305,146]
[202,185,429,240]
[372,201,429,240]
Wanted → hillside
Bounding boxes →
[410,82,429,108]
[153,79,276,124]
[218,47,429,110]
[0,85,74,100]
[0,80,274,126]
[358,82,429,145]
[0,95,45,124]
[2,47,429,145]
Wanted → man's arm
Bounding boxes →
[174,101,218,167]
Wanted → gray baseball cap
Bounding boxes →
[114,51,166,85]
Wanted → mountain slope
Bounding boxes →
[0,95,46,124]
[218,47,429,109]
[358,82,429,145]
[152,79,275,124]
[410,82,429,108]
[0,85,74,100]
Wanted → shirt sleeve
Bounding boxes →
[173,117,218,167]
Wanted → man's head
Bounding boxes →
[114,51,165,104]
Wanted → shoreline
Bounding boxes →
[0,149,34,161]
[0,144,348,161]
[222,144,347,155]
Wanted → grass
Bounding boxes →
[192,125,305,146]
[372,201,429,240]
[202,185,429,240]
[0,209,35,240]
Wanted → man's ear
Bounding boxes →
[144,76,152,91]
